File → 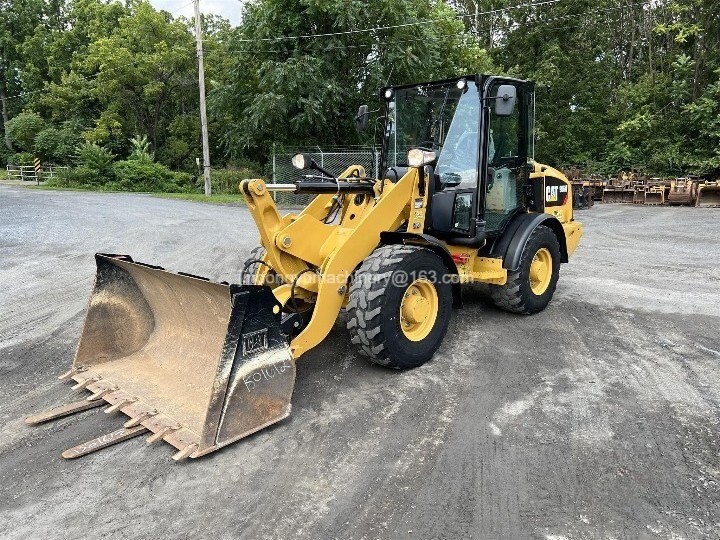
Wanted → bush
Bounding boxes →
[8,152,34,166]
[76,142,115,169]
[5,112,46,151]
[0,146,10,167]
[128,135,154,163]
[110,160,194,193]
[46,166,101,188]
[156,137,190,170]
[210,164,263,194]
[35,127,83,165]
[34,128,61,161]
[46,160,194,193]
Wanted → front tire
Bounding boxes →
[346,245,452,369]
[490,225,561,314]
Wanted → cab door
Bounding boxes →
[482,80,530,234]
[428,79,482,238]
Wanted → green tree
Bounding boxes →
[79,0,196,151]
[0,0,45,149]
[490,0,720,176]
[34,122,83,164]
[4,111,46,151]
[212,0,492,161]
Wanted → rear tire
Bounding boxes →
[346,245,452,369]
[490,225,561,314]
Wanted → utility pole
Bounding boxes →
[194,0,211,196]
[488,3,494,49]
[474,1,479,43]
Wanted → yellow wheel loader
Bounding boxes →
[28,75,582,460]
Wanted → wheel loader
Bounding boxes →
[27,75,582,460]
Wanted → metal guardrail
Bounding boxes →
[6,164,68,183]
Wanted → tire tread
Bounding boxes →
[346,245,424,368]
[489,226,560,314]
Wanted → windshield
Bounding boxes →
[385,80,480,188]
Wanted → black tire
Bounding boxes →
[346,245,452,369]
[489,225,561,314]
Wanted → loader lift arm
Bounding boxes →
[241,163,434,358]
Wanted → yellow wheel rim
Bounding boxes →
[529,247,552,295]
[399,279,439,341]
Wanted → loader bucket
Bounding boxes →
[620,189,635,203]
[696,185,720,207]
[602,189,621,203]
[668,180,698,205]
[644,190,664,205]
[34,254,295,460]
[668,192,692,205]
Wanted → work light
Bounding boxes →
[407,149,437,167]
[291,153,311,170]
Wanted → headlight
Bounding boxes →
[407,149,437,167]
[291,153,311,170]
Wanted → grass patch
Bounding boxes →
[24,184,90,192]
[152,192,246,205]
[16,184,246,205]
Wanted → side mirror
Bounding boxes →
[494,85,516,117]
[355,104,369,132]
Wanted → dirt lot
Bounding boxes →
[1,185,719,539]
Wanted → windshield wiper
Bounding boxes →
[431,88,451,148]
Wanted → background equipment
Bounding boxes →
[668,177,699,205]
[696,180,720,207]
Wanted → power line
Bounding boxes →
[232,0,564,43]
[227,2,650,55]
[2,1,652,103]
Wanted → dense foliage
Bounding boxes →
[1,0,718,183]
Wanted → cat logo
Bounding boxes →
[546,184,568,203]
[242,328,268,356]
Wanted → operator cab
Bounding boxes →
[378,75,535,245]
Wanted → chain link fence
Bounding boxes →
[272,146,380,207]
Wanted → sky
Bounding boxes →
[150,0,243,26]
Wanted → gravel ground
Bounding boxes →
[0,185,719,539]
